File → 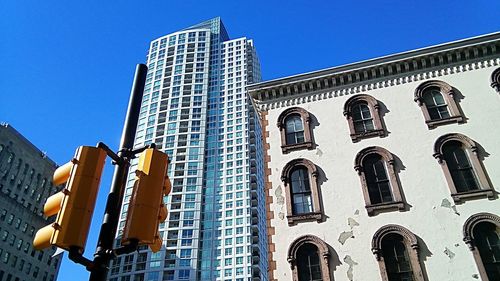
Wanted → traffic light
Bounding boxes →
[121,148,171,253]
[33,146,106,253]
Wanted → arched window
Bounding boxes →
[352,102,375,132]
[372,225,426,281]
[297,244,323,281]
[288,235,332,281]
[282,159,322,225]
[442,141,479,192]
[414,80,464,129]
[463,213,500,281]
[423,87,451,119]
[434,133,494,203]
[277,107,314,153]
[354,147,405,216]
[491,68,500,93]
[290,167,313,214]
[286,115,305,145]
[343,94,385,142]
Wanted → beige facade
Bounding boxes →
[249,33,500,281]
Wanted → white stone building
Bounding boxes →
[248,33,500,281]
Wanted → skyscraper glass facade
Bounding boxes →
[108,18,268,281]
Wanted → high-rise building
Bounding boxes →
[108,18,268,281]
[0,123,62,281]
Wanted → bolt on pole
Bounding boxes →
[89,64,148,281]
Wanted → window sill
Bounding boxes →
[366,201,405,216]
[281,141,314,154]
[452,189,496,203]
[350,129,385,142]
[287,212,323,226]
[426,115,464,129]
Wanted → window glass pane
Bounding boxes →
[432,90,445,105]
[360,104,371,119]
[423,89,450,120]
[442,141,479,192]
[290,168,313,214]
[352,103,374,133]
[438,106,450,118]
[352,104,363,121]
[363,120,375,131]
[364,154,393,204]
[297,244,323,281]
[291,168,310,193]
[285,115,305,145]
[474,222,500,280]
[382,234,414,281]
[354,122,365,134]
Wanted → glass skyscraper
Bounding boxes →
[108,18,268,281]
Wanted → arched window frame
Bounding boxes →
[463,213,500,281]
[491,68,500,93]
[343,94,386,142]
[433,133,494,203]
[354,146,405,216]
[281,159,323,225]
[372,224,426,281]
[287,235,332,281]
[277,107,314,154]
[414,80,464,129]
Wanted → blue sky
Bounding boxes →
[0,0,498,280]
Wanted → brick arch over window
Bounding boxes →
[354,146,406,216]
[277,107,314,153]
[343,94,386,142]
[414,80,464,129]
[463,213,500,281]
[281,158,323,225]
[287,234,332,281]
[372,224,426,281]
[433,133,494,203]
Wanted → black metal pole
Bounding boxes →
[89,64,147,281]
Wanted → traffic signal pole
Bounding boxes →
[89,64,148,281]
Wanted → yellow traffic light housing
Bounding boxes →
[121,148,171,252]
[33,146,106,253]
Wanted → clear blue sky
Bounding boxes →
[0,0,498,280]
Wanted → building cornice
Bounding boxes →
[248,32,500,111]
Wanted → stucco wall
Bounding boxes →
[263,65,500,280]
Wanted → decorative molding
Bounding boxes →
[343,94,386,142]
[287,235,332,281]
[414,80,453,104]
[286,212,323,225]
[354,146,406,216]
[281,158,317,181]
[463,212,500,250]
[276,107,314,154]
[372,224,426,281]
[251,57,500,111]
[433,133,494,203]
[281,158,323,225]
[491,67,500,93]
[372,224,419,259]
[433,133,478,161]
[414,80,464,129]
[462,213,500,281]
[354,146,394,174]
